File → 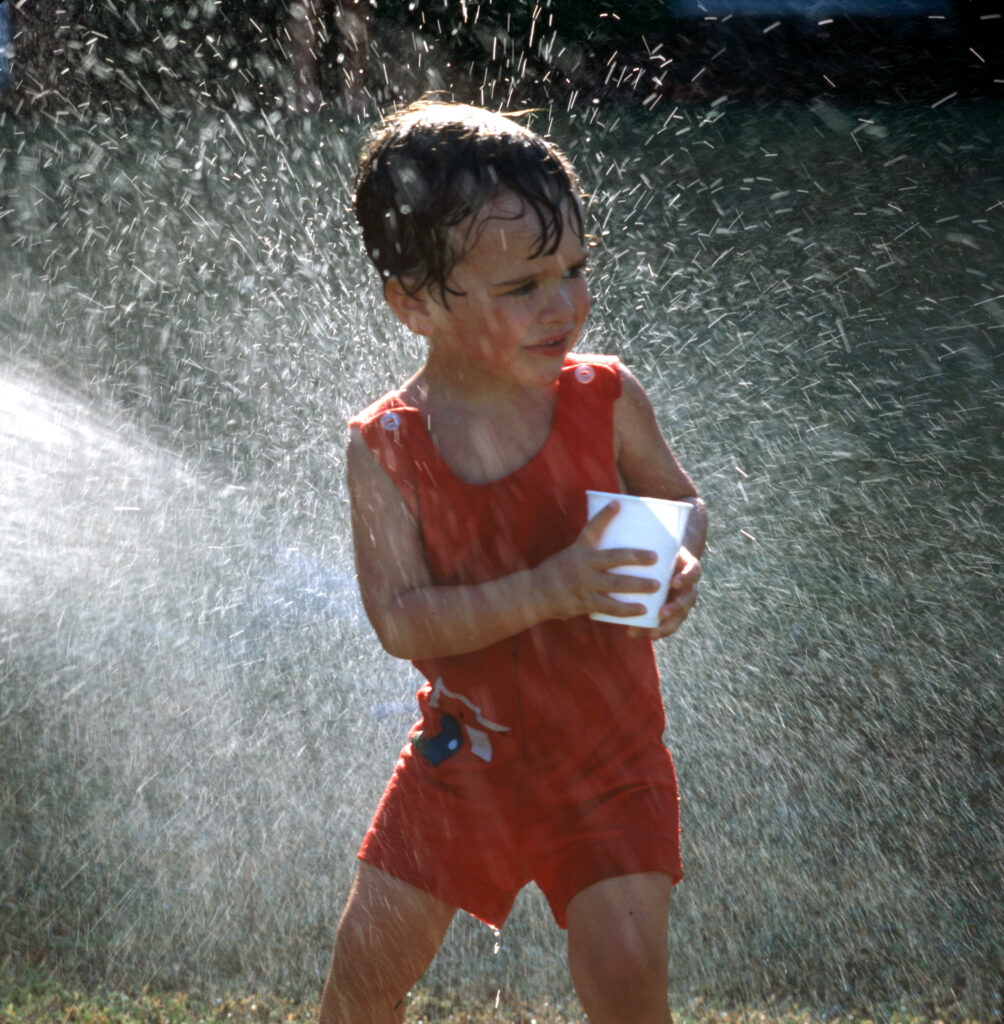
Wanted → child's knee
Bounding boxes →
[575,948,669,1024]
[331,906,382,972]
[593,933,665,990]
[330,900,412,987]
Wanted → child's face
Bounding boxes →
[419,190,590,390]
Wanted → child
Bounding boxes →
[320,100,707,1024]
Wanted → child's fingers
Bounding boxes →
[594,547,658,571]
[580,502,659,570]
[670,548,701,589]
[593,594,649,618]
[622,581,700,634]
[627,583,700,640]
[627,615,682,640]
[579,499,620,545]
[599,570,660,595]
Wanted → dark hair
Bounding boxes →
[353,99,584,301]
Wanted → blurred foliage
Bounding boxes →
[1,0,671,115]
[4,0,669,115]
[389,0,673,70]
[4,0,292,113]
[1,0,1000,115]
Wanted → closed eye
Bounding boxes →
[499,258,587,297]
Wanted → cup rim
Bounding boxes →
[586,489,693,511]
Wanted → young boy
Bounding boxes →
[320,100,707,1024]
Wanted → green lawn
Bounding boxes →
[0,961,970,1024]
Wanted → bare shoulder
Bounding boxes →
[345,427,432,626]
[613,363,698,501]
[613,362,659,436]
[345,426,422,549]
[346,424,383,489]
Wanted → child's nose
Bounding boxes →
[541,282,574,322]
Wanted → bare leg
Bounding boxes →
[566,872,674,1024]
[319,861,457,1024]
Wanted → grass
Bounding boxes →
[0,962,310,1024]
[0,962,981,1024]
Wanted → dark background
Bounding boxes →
[1,0,1002,116]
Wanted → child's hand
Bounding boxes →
[626,546,702,641]
[536,500,662,622]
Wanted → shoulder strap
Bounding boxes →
[348,395,432,521]
[559,353,623,400]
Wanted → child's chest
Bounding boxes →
[403,377,621,584]
[426,397,556,485]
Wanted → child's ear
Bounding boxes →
[384,277,436,336]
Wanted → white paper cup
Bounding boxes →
[586,490,692,628]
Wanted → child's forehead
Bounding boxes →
[468,191,533,238]
[456,190,581,262]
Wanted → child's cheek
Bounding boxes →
[485,307,506,335]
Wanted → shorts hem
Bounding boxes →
[357,847,517,931]
[545,849,683,930]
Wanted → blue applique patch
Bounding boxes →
[413,713,463,766]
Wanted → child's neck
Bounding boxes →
[417,351,533,407]
[404,361,559,485]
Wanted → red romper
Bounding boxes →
[348,354,682,929]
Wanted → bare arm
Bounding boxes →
[347,430,659,661]
[613,367,708,639]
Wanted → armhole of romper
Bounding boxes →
[349,414,423,524]
[559,358,622,485]
[607,357,624,400]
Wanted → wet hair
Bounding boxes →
[353,99,584,302]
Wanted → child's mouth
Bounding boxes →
[527,335,567,355]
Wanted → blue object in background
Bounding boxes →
[667,0,952,15]
[0,0,11,91]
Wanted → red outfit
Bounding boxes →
[348,354,682,928]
